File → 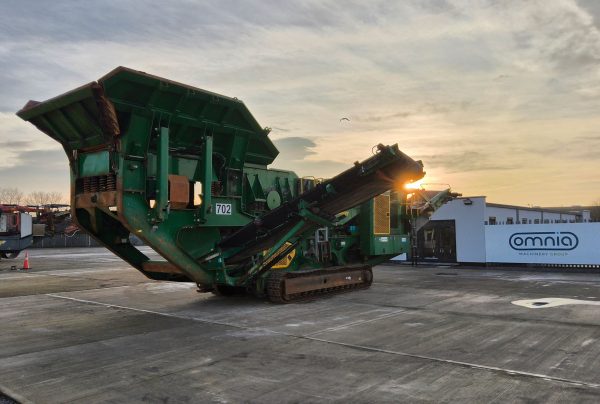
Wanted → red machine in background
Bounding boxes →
[0,204,71,259]
[0,205,35,259]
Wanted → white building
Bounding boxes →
[426,196,598,265]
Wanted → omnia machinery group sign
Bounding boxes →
[485,223,600,265]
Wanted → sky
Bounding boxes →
[1,0,599,206]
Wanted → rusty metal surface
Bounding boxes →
[284,269,369,295]
[142,261,184,274]
[74,191,117,208]
[267,265,373,303]
[92,84,120,137]
[168,175,190,210]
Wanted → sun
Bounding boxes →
[404,178,424,190]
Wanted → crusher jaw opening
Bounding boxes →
[17,67,425,303]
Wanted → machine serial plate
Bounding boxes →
[215,203,232,215]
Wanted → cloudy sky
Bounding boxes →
[1,0,599,206]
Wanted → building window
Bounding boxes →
[534,219,540,224]
[522,218,527,224]
[489,217,497,225]
[507,217,514,225]
[543,219,549,224]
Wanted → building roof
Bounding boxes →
[485,202,581,216]
[542,206,593,213]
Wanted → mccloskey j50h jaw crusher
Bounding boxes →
[17,67,425,302]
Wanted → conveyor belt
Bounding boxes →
[220,144,424,263]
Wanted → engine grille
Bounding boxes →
[373,194,391,235]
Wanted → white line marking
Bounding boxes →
[305,310,406,336]
[46,294,241,329]
[45,293,600,390]
[0,268,128,280]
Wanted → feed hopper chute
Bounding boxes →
[17,67,425,302]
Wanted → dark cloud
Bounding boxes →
[0,140,33,150]
[0,1,359,45]
[271,136,348,177]
[577,0,600,29]
[415,0,463,17]
[271,127,290,133]
[352,102,465,123]
[353,111,412,123]
[512,32,534,49]
[518,4,600,72]
[417,151,517,173]
[508,135,600,161]
[0,2,234,43]
[273,136,317,161]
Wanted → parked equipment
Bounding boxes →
[0,205,34,259]
[17,67,424,302]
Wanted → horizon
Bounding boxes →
[1,1,599,206]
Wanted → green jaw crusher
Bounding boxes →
[17,67,424,302]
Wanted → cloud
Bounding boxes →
[353,111,413,123]
[416,151,518,174]
[351,102,462,123]
[271,136,348,177]
[0,0,599,205]
[0,148,69,194]
[272,137,317,160]
[0,140,33,150]
[515,134,600,160]
[577,0,600,28]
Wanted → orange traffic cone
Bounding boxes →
[22,252,30,270]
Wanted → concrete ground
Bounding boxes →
[1,248,600,403]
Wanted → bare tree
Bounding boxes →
[47,192,64,205]
[24,191,66,206]
[0,187,24,205]
[25,191,51,206]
